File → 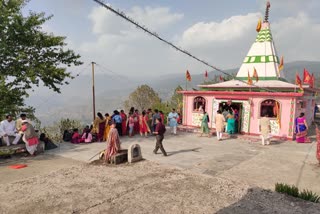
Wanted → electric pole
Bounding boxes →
[92,62,96,121]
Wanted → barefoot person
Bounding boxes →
[153,118,167,156]
[104,122,121,162]
[21,120,39,156]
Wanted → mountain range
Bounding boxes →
[26,60,320,126]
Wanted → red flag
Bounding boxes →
[204,70,208,78]
[296,73,303,91]
[253,67,259,82]
[303,68,312,83]
[219,75,224,82]
[186,70,191,81]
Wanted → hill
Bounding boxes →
[26,60,320,126]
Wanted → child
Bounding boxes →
[82,129,93,143]
[71,128,83,144]
[128,113,135,137]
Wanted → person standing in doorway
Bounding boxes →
[259,113,271,145]
[168,108,178,135]
[215,110,225,141]
[153,118,167,156]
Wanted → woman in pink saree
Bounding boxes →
[104,122,121,162]
[295,113,311,143]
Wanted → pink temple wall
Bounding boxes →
[182,93,315,139]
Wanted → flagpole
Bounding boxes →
[186,78,188,91]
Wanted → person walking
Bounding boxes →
[153,118,167,156]
[215,110,225,141]
[200,111,210,137]
[259,113,271,145]
[168,108,178,135]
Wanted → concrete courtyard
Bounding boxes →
[47,131,320,194]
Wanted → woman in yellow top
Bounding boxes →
[103,113,112,141]
[92,112,105,142]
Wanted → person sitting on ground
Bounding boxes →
[82,129,93,143]
[0,114,21,146]
[21,120,39,156]
[81,125,90,136]
[71,128,83,144]
[16,113,27,134]
[104,122,121,163]
[39,133,58,150]
[63,130,72,142]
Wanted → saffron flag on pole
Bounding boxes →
[303,68,312,83]
[296,72,303,91]
[256,19,262,32]
[247,71,253,85]
[278,56,284,74]
[186,70,191,81]
[253,67,259,82]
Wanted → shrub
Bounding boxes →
[299,189,320,203]
[275,183,299,197]
[275,183,320,203]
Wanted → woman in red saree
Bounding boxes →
[139,111,150,137]
[104,122,121,162]
[120,110,127,136]
[295,113,311,143]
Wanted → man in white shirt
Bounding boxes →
[0,114,21,146]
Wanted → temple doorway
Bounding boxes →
[219,101,243,133]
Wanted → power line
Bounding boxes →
[91,0,287,93]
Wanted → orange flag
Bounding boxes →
[256,19,262,32]
[296,72,303,91]
[247,71,253,85]
[253,67,259,82]
[186,70,191,81]
[303,68,312,84]
[278,56,284,73]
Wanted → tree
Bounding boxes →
[0,0,82,119]
[124,85,161,111]
[170,85,183,112]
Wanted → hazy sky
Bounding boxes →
[23,0,320,78]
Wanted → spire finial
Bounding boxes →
[264,1,271,22]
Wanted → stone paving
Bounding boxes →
[47,130,320,194]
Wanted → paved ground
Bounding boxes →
[44,131,320,194]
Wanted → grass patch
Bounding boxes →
[275,183,320,203]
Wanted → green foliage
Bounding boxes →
[170,85,183,112]
[124,85,161,112]
[40,118,82,142]
[275,183,320,203]
[275,183,299,197]
[0,0,82,119]
[299,189,320,203]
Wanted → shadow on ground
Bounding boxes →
[216,187,320,214]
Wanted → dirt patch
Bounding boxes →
[0,160,319,214]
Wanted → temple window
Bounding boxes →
[193,96,206,112]
[260,99,280,118]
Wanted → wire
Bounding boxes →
[91,0,288,93]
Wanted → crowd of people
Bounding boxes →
[66,107,181,144]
